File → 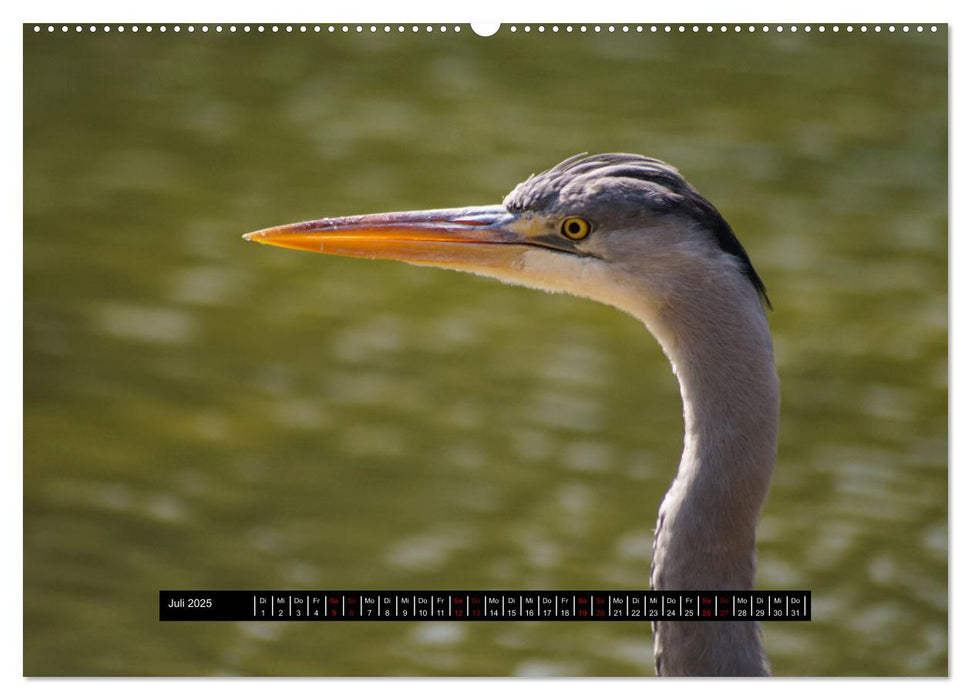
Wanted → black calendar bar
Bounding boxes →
[160,590,810,622]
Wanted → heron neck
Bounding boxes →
[653,289,778,587]
[635,276,779,676]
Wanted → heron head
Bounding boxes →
[244,153,769,313]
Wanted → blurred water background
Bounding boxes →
[23,24,947,675]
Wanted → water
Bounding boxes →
[24,25,947,676]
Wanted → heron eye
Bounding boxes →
[560,217,591,241]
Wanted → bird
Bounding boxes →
[244,153,779,676]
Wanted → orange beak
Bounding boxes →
[243,205,545,271]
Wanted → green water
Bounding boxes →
[24,25,947,676]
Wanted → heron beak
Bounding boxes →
[243,205,539,272]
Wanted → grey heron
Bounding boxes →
[244,153,779,676]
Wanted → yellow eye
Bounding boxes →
[560,217,591,241]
